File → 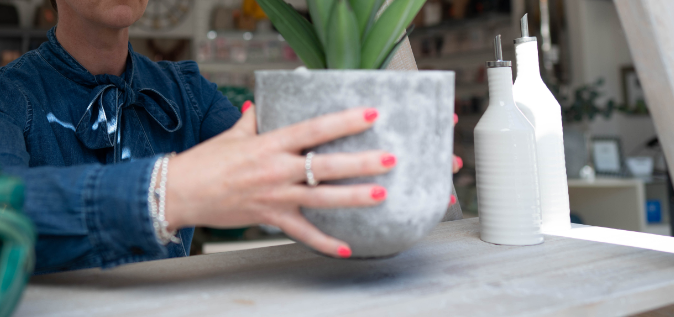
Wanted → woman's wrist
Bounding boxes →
[163,184,183,233]
[163,153,192,232]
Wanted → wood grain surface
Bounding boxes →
[15,218,674,317]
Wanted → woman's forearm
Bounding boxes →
[3,159,169,273]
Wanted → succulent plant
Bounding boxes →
[256,0,426,69]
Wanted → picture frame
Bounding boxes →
[591,136,628,177]
[621,66,649,115]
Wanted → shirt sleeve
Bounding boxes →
[0,83,167,273]
[175,61,242,142]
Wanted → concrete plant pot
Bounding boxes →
[255,69,455,258]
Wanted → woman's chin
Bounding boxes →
[96,5,145,29]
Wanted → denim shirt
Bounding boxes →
[0,28,241,274]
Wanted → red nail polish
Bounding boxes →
[364,109,379,122]
[371,186,387,200]
[381,154,397,168]
[454,114,459,125]
[337,246,352,258]
[242,101,252,113]
[450,195,457,205]
[455,156,463,169]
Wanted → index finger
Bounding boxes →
[263,107,378,152]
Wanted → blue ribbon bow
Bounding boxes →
[75,75,182,161]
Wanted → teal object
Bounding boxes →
[218,86,255,111]
[0,175,35,317]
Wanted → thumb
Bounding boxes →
[231,100,257,137]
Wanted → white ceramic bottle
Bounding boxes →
[475,35,543,246]
[513,14,571,231]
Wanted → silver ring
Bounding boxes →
[305,151,319,187]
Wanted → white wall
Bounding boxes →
[565,0,657,156]
[566,0,632,102]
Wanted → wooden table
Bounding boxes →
[15,218,674,317]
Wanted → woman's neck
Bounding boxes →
[54,3,129,76]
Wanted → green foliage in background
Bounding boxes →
[218,86,255,111]
[255,0,426,69]
[561,79,614,122]
[617,99,650,116]
[0,174,35,317]
[545,78,650,123]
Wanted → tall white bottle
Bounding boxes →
[475,35,543,246]
[513,14,571,231]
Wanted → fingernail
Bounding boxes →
[242,100,252,113]
[364,108,379,123]
[450,195,457,205]
[381,154,397,168]
[455,156,463,169]
[454,114,459,125]
[337,246,352,258]
[371,186,387,201]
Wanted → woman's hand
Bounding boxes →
[164,102,395,258]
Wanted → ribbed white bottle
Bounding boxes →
[475,35,543,246]
[513,14,571,231]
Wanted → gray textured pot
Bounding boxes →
[255,69,455,258]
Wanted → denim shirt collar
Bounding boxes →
[38,27,182,159]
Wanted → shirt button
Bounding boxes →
[130,247,144,255]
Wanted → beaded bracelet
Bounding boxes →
[148,153,180,245]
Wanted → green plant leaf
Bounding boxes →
[326,0,361,69]
[306,0,336,47]
[379,25,415,69]
[348,0,385,39]
[257,0,326,69]
[361,0,426,69]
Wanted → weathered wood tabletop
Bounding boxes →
[15,218,674,317]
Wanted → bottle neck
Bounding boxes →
[487,67,515,104]
[515,41,542,79]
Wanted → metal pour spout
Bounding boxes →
[494,35,503,61]
[521,13,529,37]
[514,13,537,44]
[486,35,511,68]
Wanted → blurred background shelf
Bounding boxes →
[567,178,672,237]
[197,61,303,73]
[0,28,49,37]
[203,239,294,254]
[0,28,48,54]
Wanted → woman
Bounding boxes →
[0,0,460,274]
